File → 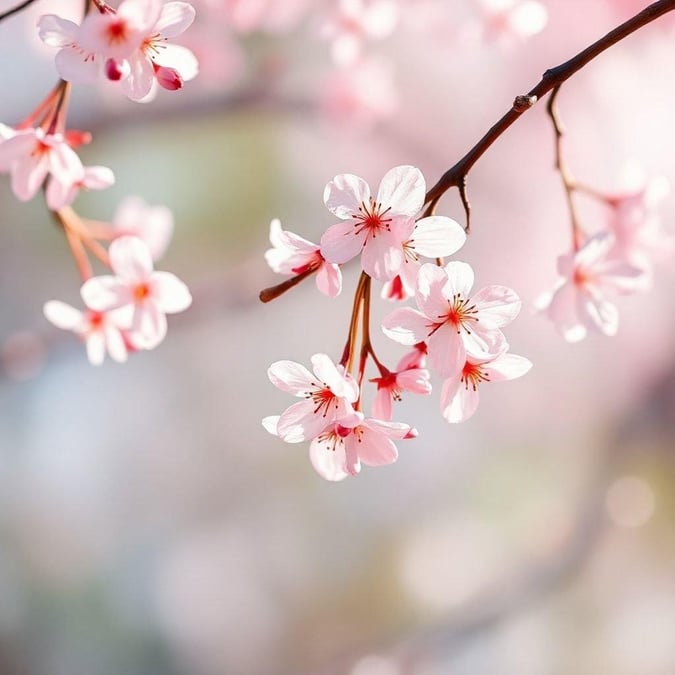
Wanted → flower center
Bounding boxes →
[461,362,490,391]
[445,293,479,334]
[308,386,338,417]
[352,198,392,238]
[105,19,130,45]
[133,283,151,301]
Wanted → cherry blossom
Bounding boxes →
[319,0,399,66]
[80,236,192,349]
[43,300,129,366]
[382,262,521,377]
[0,127,83,206]
[264,354,359,443]
[46,164,115,211]
[67,1,199,101]
[309,414,416,481]
[537,233,646,342]
[471,0,548,44]
[440,347,532,423]
[113,196,174,261]
[37,14,102,85]
[265,219,342,297]
[320,165,427,280]
[370,352,432,421]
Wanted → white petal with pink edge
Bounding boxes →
[415,263,451,319]
[320,220,366,264]
[277,400,329,443]
[315,262,342,297]
[471,285,522,328]
[154,44,199,81]
[350,425,398,466]
[483,354,532,382]
[410,216,466,258]
[443,260,475,298]
[427,321,464,377]
[310,436,350,481]
[323,173,371,219]
[376,165,425,217]
[440,375,480,423]
[268,360,315,396]
[361,230,403,280]
[381,307,430,345]
[37,14,78,47]
[154,2,196,37]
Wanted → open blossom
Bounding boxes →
[0,127,84,207]
[470,0,548,44]
[382,262,521,377]
[321,165,463,281]
[46,164,115,211]
[43,300,129,366]
[440,346,532,423]
[537,233,646,343]
[319,0,398,66]
[370,351,432,421]
[263,354,359,443]
[308,414,416,482]
[80,236,192,349]
[113,196,174,261]
[265,219,342,297]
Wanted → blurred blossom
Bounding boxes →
[350,654,400,675]
[605,475,655,529]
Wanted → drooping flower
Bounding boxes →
[43,300,129,366]
[537,233,646,342]
[80,236,192,349]
[370,351,432,421]
[0,127,84,206]
[320,165,426,280]
[308,413,416,481]
[382,261,521,377]
[264,354,359,443]
[265,219,342,297]
[440,347,532,423]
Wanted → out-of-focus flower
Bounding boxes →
[321,165,426,280]
[113,196,174,261]
[43,300,129,365]
[265,219,342,297]
[0,126,83,206]
[537,233,646,342]
[46,164,115,210]
[382,261,521,377]
[309,413,416,481]
[319,0,398,66]
[217,0,310,33]
[440,347,531,423]
[319,57,398,128]
[263,354,359,443]
[470,0,548,44]
[80,236,192,349]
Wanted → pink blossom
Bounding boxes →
[319,57,398,128]
[113,196,174,261]
[319,0,398,66]
[537,233,646,342]
[265,219,342,297]
[309,413,416,481]
[219,0,309,34]
[37,14,102,84]
[320,165,426,280]
[370,351,432,421]
[0,127,83,206]
[46,164,115,210]
[440,348,532,423]
[471,0,548,44]
[79,1,198,101]
[382,262,521,377]
[80,236,192,349]
[264,354,359,443]
[43,300,129,366]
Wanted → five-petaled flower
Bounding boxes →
[80,236,192,349]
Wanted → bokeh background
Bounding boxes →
[0,1,674,674]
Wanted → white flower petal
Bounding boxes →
[376,165,425,217]
[324,173,371,219]
[411,216,466,258]
[109,236,154,282]
[150,271,191,313]
[43,301,85,331]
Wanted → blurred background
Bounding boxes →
[0,0,674,673]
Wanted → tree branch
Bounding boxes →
[0,0,37,22]
[424,0,675,218]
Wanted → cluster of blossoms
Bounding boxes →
[262,165,532,481]
[0,0,197,364]
[538,173,672,342]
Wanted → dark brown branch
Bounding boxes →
[0,0,37,22]
[259,268,316,303]
[424,0,675,216]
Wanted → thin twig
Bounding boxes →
[424,0,675,223]
[0,0,37,22]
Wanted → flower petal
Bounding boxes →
[86,331,106,366]
[376,165,425,217]
[150,271,192,313]
[310,434,350,481]
[428,321,464,377]
[472,285,521,328]
[350,425,398,467]
[130,302,167,349]
[381,307,430,345]
[154,43,199,81]
[415,263,451,320]
[37,14,78,46]
[81,275,132,312]
[441,375,480,423]
[154,1,196,37]
[443,260,475,297]
[411,216,466,258]
[324,173,371,219]
[268,360,315,396]
[277,400,328,443]
[109,236,154,282]
[361,230,403,280]
[315,262,342,297]
[482,353,532,382]
[320,220,366,264]
[43,301,85,331]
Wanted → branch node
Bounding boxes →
[513,95,537,112]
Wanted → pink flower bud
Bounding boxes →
[154,65,184,91]
[105,58,130,81]
[64,130,92,148]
